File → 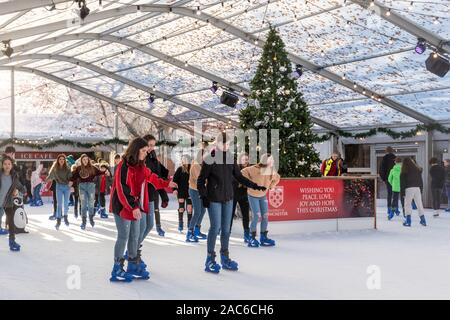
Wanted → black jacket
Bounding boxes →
[380,153,396,182]
[0,170,26,208]
[173,166,190,199]
[197,150,259,202]
[400,167,423,196]
[232,164,248,199]
[429,164,446,189]
[145,150,169,202]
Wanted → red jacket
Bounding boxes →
[109,160,170,221]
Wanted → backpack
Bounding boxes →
[13,197,29,233]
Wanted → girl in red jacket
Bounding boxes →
[109,137,176,282]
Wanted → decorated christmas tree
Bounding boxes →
[239,26,322,177]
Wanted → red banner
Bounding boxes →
[268,178,376,221]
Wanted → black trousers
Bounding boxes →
[391,192,399,209]
[385,182,393,208]
[153,193,161,227]
[231,196,250,232]
[53,187,57,214]
[431,188,443,210]
[5,207,15,241]
[99,192,106,207]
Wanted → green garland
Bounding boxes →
[0,138,179,150]
[316,123,450,142]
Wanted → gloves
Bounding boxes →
[201,197,210,208]
[254,185,267,191]
[161,200,168,208]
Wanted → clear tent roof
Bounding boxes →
[0,0,449,139]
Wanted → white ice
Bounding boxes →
[1,195,450,300]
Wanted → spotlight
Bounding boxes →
[148,94,156,105]
[78,0,90,20]
[290,64,303,79]
[210,81,219,94]
[1,40,13,58]
[220,91,239,108]
[415,38,426,54]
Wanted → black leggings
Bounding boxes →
[154,193,161,227]
[431,188,443,210]
[231,196,250,232]
[5,207,15,241]
[53,188,57,214]
[178,197,192,225]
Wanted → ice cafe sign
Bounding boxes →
[15,152,65,160]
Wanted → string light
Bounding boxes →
[98,0,103,10]
[388,37,394,45]
[196,6,201,15]
[370,0,375,7]
[408,1,413,10]
[385,9,391,16]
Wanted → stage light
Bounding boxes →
[415,38,426,54]
[210,81,219,93]
[291,64,303,79]
[148,94,155,105]
[1,40,13,58]
[78,0,90,20]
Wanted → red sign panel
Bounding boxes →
[268,178,375,222]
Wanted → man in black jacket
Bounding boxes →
[143,134,169,237]
[379,146,396,216]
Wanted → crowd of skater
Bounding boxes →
[2,140,449,281]
[0,132,281,282]
[320,146,450,227]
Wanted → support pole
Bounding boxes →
[113,105,119,153]
[11,68,15,140]
[424,131,434,207]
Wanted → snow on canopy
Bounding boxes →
[0,0,449,139]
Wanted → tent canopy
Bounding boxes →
[0,0,449,139]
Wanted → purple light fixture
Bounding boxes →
[415,38,426,54]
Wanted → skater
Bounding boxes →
[143,134,170,237]
[242,153,280,248]
[47,154,73,230]
[400,157,426,227]
[111,154,121,177]
[445,159,450,212]
[230,153,251,243]
[387,157,402,220]
[71,164,80,219]
[0,155,26,251]
[94,162,112,219]
[71,154,103,230]
[320,151,344,177]
[187,147,208,242]
[109,137,175,282]
[30,164,44,207]
[66,155,76,206]
[197,132,266,274]
[173,155,192,234]
[379,146,396,218]
[429,158,445,217]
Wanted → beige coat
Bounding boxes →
[189,162,202,190]
[241,165,280,198]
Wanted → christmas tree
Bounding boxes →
[239,26,322,177]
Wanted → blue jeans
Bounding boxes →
[188,188,206,231]
[56,183,71,218]
[138,201,155,245]
[447,186,450,208]
[113,213,140,261]
[248,195,269,233]
[79,182,95,217]
[207,200,233,254]
[0,207,4,229]
[33,184,42,204]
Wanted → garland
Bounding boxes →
[0,138,179,150]
[316,123,450,142]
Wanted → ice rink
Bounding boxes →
[1,196,450,300]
